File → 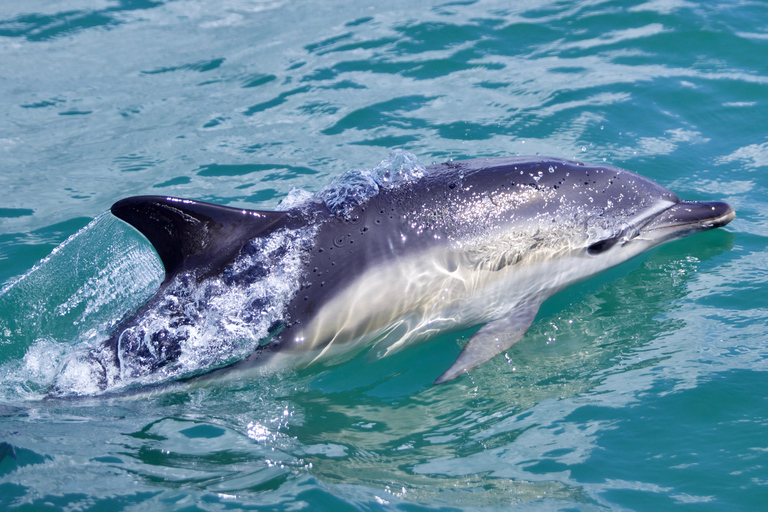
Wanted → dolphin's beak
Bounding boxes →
[640,200,735,242]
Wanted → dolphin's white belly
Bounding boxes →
[289,245,608,361]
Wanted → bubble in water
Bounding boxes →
[318,150,425,216]
[318,169,379,217]
[279,187,316,210]
[373,149,425,189]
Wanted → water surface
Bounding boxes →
[1,0,767,510]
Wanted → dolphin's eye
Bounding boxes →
[587,238,618,255]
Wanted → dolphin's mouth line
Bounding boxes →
[636,200,735,242]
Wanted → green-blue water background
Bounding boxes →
[1,0,767,509]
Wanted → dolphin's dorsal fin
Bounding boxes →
[111,196,289,282]
[433,299,542,384]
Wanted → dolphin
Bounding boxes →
[83,156,733,391]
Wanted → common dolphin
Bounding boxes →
[82,155,733,391]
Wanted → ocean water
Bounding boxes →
[1,0,767,509]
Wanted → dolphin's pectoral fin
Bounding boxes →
[111,196,289,282]
[434,300,541,384]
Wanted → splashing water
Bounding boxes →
[55,225,317,396]
[0,214,163,399]
[0,212,323,398]
[317,150,426,216]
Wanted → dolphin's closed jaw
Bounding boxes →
[641,200,735,242]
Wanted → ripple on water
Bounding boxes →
[1,0,766,509]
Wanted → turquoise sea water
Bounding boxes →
[1,0,767,509]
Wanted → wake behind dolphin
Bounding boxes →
[52,152,734,395]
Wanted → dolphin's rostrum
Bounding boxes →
[96,155,733,391]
